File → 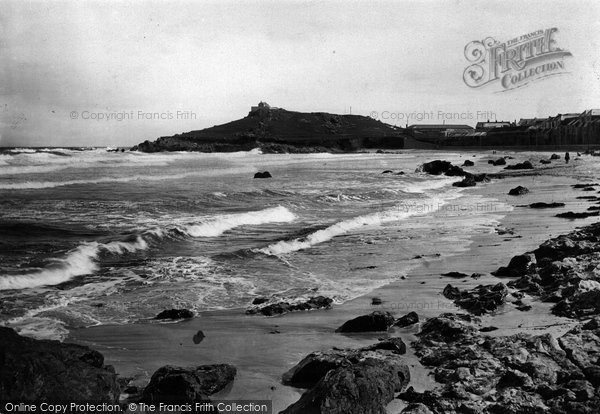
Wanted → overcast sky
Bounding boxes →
[1,0,599,147]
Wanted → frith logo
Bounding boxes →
[463,28,572,92]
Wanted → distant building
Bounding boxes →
[475,121,511,130]
[407,124,473,141]
[250,101,279,112]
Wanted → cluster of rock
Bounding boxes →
[245,296,333,316]
[417,160,489,187]
[442,282,508,315]
[400,313,600,413]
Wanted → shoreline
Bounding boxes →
[63,152,599,411]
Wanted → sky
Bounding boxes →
[1,0,599,147]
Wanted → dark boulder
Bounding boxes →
[505,161,534,170]
[529,202,565,208]
[550,153,561,160]
[462,160,475,167]
[253,171,272,179]
[556,211,600,219]
[143,364,236,402]
[246,296,333,316]
[0,327,120,402]
[251,297,268,305]
[395,311,419,327]
[492,252,537,277]
[336,311,396,333]
[452,175,476,187]
[441,271,470,278]
[155,309,194,320]
[508,186,529,195]
[416,313,477,343]
[381,170,393,174]
[281,358,410,414]
[492,157,507,166]
[419,160,452,175]
[540,159,552,164]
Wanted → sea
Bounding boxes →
[0,147,512,340]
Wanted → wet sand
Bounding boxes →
[68,152,600,412]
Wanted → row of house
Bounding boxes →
[405,110,600,149]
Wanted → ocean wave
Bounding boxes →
[0,166,256,189]
[178,206,296,237]
[255,196,449,255]
[0,237,148,290]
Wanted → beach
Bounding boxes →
[1,149,591,411]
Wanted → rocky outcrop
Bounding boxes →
[505,160,534,170]
[155,309,194,320]
[336,311,396,332]
[245,296,333,316]
[442,283,508,315]
[142,364,236,403]
[418,160,466,176]
[282,338,407,388]
[0,327,120,402]
[489,157,507,166]
[492,252,537,277]
[462,160,475,167]
[282,358,410,414]
[400,314,600,413]
[508,186,529,195]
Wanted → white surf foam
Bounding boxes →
[256,196,449,256]
[181,206,296,237]
[0,236,148,290]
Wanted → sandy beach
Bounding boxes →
[64,151,600,412]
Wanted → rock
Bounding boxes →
[452,175,476,187]
[441,271,469,278]
[155,309,194,320]
[492,157,507,166]
[396,171,405,175]
[382,170,393,174]
[540,159,552,164]
[253,171,272,178]
[251,297,268,305]
[282,342,409,389]
[516,304,532,311]
[553,289,600,318]
[505,161,534,170]
[0,327,120,402]
[442,283,508,315]
[336,311,396,333]
[418,160,466,176]
[281,358,410,414]
[416,313,477,343]
[573,183,599,188]
[480,326,499,332]
[246,296,333,316]
[395,311,419,327]
[556,211,600,219]
[192,330,205,344]
[508,186,529,195]
[462,160,475,167]
[401,403,434,414]
[492,252,537,277]
[529,202,566,208]
[371,297,382,305]
[143,364,236,402]
[550,153,561,160]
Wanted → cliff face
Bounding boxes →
[132,107,405,153]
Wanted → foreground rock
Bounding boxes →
[496,222,600,318]
[282,359,409,414]
[0,327,120,402]
[399,314,600,413]
[529,202,566,208]
[282,338,408,388]
[442,283,508,315]
[155,309,194,320]
[245,296,333,316]
[282,340,410,414]
[556,211,600,219]
[143,364,236,402]
[336,310,396,332]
